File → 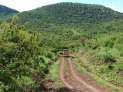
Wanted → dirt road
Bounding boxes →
[59,56,117,92]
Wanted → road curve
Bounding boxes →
[59,56,117,92]
[67,58,101,92]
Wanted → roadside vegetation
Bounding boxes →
[72,31,123,92]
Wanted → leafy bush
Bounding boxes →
[96,47,120,63]
[0,17,54,91]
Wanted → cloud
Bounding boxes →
[0,0,63,11]
[106,4,120,12]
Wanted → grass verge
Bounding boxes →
[73,58,123,92]
[45,60,63,87]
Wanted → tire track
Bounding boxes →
[60,57,93,92]
[59,56,73,89]
[59,56,97,92]
[59,56,117,92]
[67,58,102,92]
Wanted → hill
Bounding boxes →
[17,2,123,30]
[0,5,18,21]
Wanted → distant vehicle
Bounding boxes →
[63,49,69,57]
[58,47,69,57]
[59,49,69,57]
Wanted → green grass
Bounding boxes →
[64,58,69,69]
[80,55,123,84]
[45,60,63,87]
[73,58,123,92]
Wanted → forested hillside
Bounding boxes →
[17,2,123,31]
[0,5,18,21]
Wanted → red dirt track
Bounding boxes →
[59,56,117,92]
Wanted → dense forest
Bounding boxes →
[0,2,123,92]
[16,3,123,31]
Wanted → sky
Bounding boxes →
[0,0,123,12]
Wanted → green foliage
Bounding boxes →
[17,2,123,30]
[0,17,55,91]
[96,47,120,63]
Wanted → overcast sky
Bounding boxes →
[0,0,123,12]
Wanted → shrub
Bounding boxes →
[97,47,120,63]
